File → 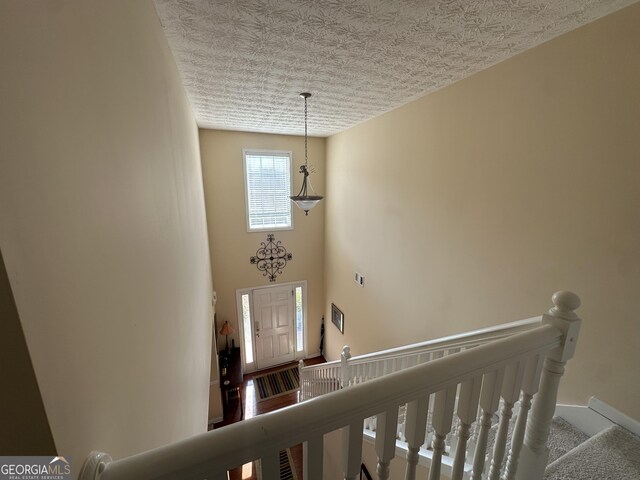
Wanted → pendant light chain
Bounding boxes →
[304,94,308,168]
[290,92,323,215]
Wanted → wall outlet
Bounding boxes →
[355,272,365,287]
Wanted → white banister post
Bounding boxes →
[504,354,544,480]
[342,419,364,480]
[515,291,581,480]
[451,376,482,480]
[304,435,324,480]
[341,345,352,388]
[488,360,526,480]
[79,451,112,480]
[404,397,430,480]
[470,368,505,480]
[428,385,457,480]
[375,407,399,480]
[299,359,306,399]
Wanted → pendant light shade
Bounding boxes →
[291,92,323,215]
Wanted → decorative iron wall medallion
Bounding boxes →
[250,234,293,282]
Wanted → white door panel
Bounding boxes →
[253,285,295,370]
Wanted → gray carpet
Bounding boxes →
[546,417,589,465]
[545,425,640,480]
[483,415,587,470]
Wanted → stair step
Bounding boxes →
[481,415,586,470]
[545,425,640,480]
[545,416,589,465]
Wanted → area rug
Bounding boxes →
[254,366,300,401]
[279,448,297,480]
[255,448,298,480]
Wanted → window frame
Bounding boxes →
[242,149,294,233]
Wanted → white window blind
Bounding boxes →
[244,150,293,231]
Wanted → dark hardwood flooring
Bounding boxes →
[210,356,326,479]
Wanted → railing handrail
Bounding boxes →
[94,324,563,480]
[301,316,541,372]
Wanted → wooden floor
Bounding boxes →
[211,356,326,479]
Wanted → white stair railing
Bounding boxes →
[80,291,581,480]
[299,316,541,401]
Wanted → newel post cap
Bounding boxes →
[341,345,351,360]
[549,291,581,320]
[79,451,112,480]
[545,291,582,362]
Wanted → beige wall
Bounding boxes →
[200,129,325,361]
[0,0,213,472]
[325,3,640,419]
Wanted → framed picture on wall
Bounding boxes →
[331,303,344,334]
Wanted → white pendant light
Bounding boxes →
[290,92,323,215]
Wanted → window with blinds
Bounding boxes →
[243,150,293,231]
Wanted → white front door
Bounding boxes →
[253,285,295,370]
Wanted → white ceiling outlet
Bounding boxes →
[154,0,637,137]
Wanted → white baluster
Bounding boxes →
[342,419,364,480]
[326,368,331,393]
[313,369,318,398]
[428,385,457,480]
[299,360,305,399]
[451,376,482,480]
[311,370,315,398]
[488,360,525,480]
[404,396,430,480]
[304,435,323,480]
[504,354,544,480]
[385,359,391,374]
[407,354,417,368]
[448,347,461,358]
[467,406,482,456]
[329,366,335,391]
[516,291,581,480]
[470,368,505,480]
[341,346,351,388]
[376,407,399,480]
[260,451,280,479]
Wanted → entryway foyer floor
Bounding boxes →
[211,356,327,479]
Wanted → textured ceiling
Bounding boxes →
[154,0,636,137]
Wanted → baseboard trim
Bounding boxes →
[555,404,612,437]
[589,396,640,436]
[305,351,322,359]
[555,397,640,437]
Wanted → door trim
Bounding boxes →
[235,280,308,374]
